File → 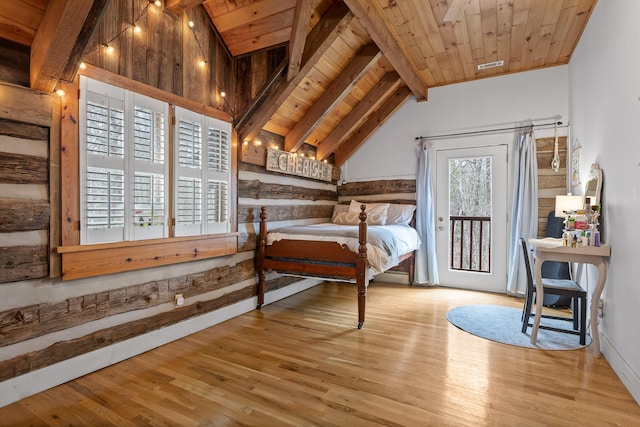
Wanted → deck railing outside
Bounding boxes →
[449,215,491,273]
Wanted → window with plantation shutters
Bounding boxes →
[80,77,169,244]
[174,106,232,236]
[78,76,232,249]
[61,74,237,280]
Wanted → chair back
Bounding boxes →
[520,238,535,292]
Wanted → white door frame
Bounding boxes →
[433,136,511,293]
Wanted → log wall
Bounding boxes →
[0,87,51,284]
[237,129,338,294]
[0,1,282,387]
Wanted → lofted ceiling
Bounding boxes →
[0,0,597,165]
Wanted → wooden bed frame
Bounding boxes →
[256,205,415,329]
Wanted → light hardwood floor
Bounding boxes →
[1,282,639,426]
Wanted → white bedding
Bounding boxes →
[267,223,421,273]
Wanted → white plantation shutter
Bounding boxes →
[205,125,230,233]
[131,95,168,240]
[174,107,231,236]
[80,77,169,243]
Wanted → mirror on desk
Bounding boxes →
[585,163,602,208]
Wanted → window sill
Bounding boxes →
[57,233,239,281]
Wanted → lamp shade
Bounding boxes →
[555,195,584,217]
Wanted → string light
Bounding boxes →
[199,59,207,68]
[79,62,87,70]
[220,91,226,98]
[186,12,209,69]
[85,2,151,57]
[153,0,162,7]
[55,88,65,97]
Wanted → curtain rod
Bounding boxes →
[415,120,566,141]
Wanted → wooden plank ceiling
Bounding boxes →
[0,0,597,165]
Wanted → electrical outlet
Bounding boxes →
[175,293,184,307]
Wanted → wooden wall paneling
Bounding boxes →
[132,0,149,84]
[536,136,568,237]
[81,0,232,115]
[182,5,209,103]
[58,79,80,246]
[50,94,61,277]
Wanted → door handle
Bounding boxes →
[438,226,444,231]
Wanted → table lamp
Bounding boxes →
[554,194,583,218]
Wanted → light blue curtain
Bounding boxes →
[415,139,439,285]
[506,129,538,294]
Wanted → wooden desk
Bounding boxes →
[528,239,611,357]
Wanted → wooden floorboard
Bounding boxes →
[1,282,639,426]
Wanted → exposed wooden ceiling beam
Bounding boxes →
[166,0,205,15]
[343,0,427,101]
[316,72,401,161]
[284,43,381,152]
[334,85,411,167]
[238,2,353,144]
[287,0,314,81]
[30,0,108,94]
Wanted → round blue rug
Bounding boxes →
[446,304,591,350]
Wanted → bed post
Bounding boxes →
[356,205,368,329]
[256,206,267,309]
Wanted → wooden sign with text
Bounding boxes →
[265,148,333,182]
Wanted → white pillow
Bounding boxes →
[332,211,386,226]
[348,200,389,225]
[386,204,416,226]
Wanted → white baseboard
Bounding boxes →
[601,332,640,405]
[0,279,321,408]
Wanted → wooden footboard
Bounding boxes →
[256,205,369,328]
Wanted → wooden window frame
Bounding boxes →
[57,65,238,281]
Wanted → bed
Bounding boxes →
[256,201,420,329]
